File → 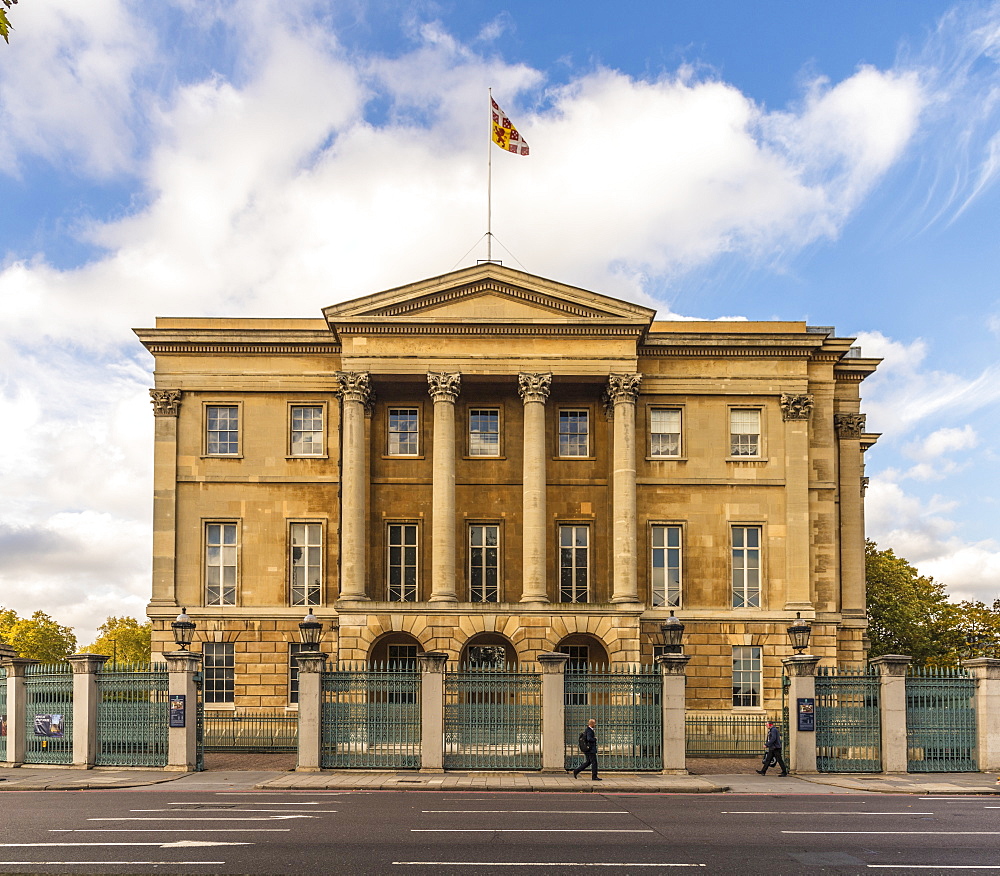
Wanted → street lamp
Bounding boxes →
[787,611,811,655]
[298,612,323,652]
[171,608,196,651]
[659,610,685,655]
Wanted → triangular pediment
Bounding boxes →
[323,264,656,331]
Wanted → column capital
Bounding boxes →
[780,393,814,421]
[335,371,374,410]
[418,651,449,673]
[781,655,821,677]
[518,372,552,404]
[870,654,912,676]
[427,371,461,403]
[538,652,571,674]
[656,654,692,676]
[68,653,111,674]
[605,373,642,406]
[835,412,866,439]
[150,388,182,417]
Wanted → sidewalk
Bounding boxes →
[2,765,999,794]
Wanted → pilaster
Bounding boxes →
[781,394,813,611]
[336,372,373,602]
[149,389,181,607]
[836,412,867,619]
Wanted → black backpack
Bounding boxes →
[578,731,588,752]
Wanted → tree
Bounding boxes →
[0,607,77,662]
[865,540,964,666]
[81,616,152,665]
[0,0,18,44]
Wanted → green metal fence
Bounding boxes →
[444,665,541,770]
[565,666,662,770]
[0,667,6,762]
[95,664,169,767]
[322,663,421,769]
[906,665,977,772]
[685,712,779,757]
[23,663,73,765]
[203,709,298,752]
[815,666,881,773]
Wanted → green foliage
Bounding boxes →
[81,616,152,665]
[0,607,77,662]
[0,0,18,45]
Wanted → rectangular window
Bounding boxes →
[206,405,239,455]
[288,642,305,705]
[387,644,418,702]
[650,409,682,457]
[388,408,419,456]
[730,408,761,457]
[290,405,324,456]
[388,523,418,602]
[203,642,235,705]
[561,644,590,704]
[205,523,237,606]
[732,645,762,708]
[469,524,500,603]
[732,525,761,608]
[290,523,322,607]
[558,410,590,457]
[559,524,590,603]
[469,408,500,457]
[651,525,682,607]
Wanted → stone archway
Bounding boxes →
[368,631,424,668]
[459,632,518,668]
[555,633,610,670]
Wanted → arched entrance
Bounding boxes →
[460,633,517,669]
[368,631,422,669]
[556,634,610,670]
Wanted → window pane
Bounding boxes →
[651,525,682,607]
[469,409,500,456]
[290,405,324,456]
[558,410,589,457]
[389,409,419,456]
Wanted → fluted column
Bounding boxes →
[519,372,552,603]
[335,372,372,602]
[608,373,641,604]
[428,372,461,603]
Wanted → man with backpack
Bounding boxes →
[571,718,601,780]
[756,720,788,776]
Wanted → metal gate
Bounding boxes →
[815,666,881,772]
[95,664,169,767]
[685,713,777,757]
[322,664,421,769]
[203,710,298,752]
[444,666,541,769]
[23,663,73,765]
[565,666,661,770]
[906,665,977,772]
[0,667,6,762]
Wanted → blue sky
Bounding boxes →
[1,0,999,642]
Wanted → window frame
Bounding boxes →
[650,523,683,608]
[204,521,239,607]
[387,407,421,457]
[732,645,763,709]
[203,642,235,705]
[558,523,590,603]
[289,521,324,607]
[557,408,591,458]
[731,524,763,609]
[467,407,502,458]
[649,407,683,459]
[468,522,501,603]
[203,402,242,457]
[288,642,306,706]
[728,406,763,459]
[386,521,420,602]
[288,402,326,458]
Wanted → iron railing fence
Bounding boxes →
[23,663,73,765]
[564,665,662,771]
[815,666,881,773]
[95,664,169,767]
[321,663,421,769]
[0,667,6,762]
[203,709,299,753]
[906,664,977,772]
[444,664,542,770]
[685,712,780,757]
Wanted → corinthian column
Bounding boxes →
[607,373,641,604]
[335,371,372,602]
[428,372,461,603]
[519,372,552,603]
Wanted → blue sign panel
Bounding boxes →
[169,694,186,728]
[797,697,815,732]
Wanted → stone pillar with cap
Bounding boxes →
[782,654,821,774]
[961,657,1000,772]
[656,654,691,774]
[418,651,448,772]
[428,372,461,603]
[518,373,552,603]
[538,652,570,771]
[295,652,327,772]
[165,650,202,771]
[2,657,39,766]
[67,653,111,768]
[871,654,912,773]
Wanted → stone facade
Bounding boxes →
[136,264,879,713]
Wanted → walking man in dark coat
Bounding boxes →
[756,720,788,776]
[572,718,601,781]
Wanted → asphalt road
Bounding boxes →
[2,786,999,874]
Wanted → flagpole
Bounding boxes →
[487,87,493,262]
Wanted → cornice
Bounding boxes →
[639,344,813,358]
[143,342,341,355]
[136,329,339,356]
[338,323,647,337]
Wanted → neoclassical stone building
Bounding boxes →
[137,264,879,712]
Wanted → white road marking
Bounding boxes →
[50,829,291,833]
[0,842,249,848]
[722,811,933,816]
[869,867,1000,870]
[785,831,1000,835]
[131,809,337,813]
[88,816,313,821]
[168,801,322,805]
[421,810,630,814]
[0,861,224,866]
[392,864,705,868]
[411,829,654,833]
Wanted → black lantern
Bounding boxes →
[299,612,323,651]
[659,611,685,655]
[171,608,196,651]
[787,611,811,655]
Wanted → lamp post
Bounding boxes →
[298,612,323,652]
[170,608,196,652]
[659,611,685,655]
[787,611,811,655]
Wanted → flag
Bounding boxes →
[491,97,529,156]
